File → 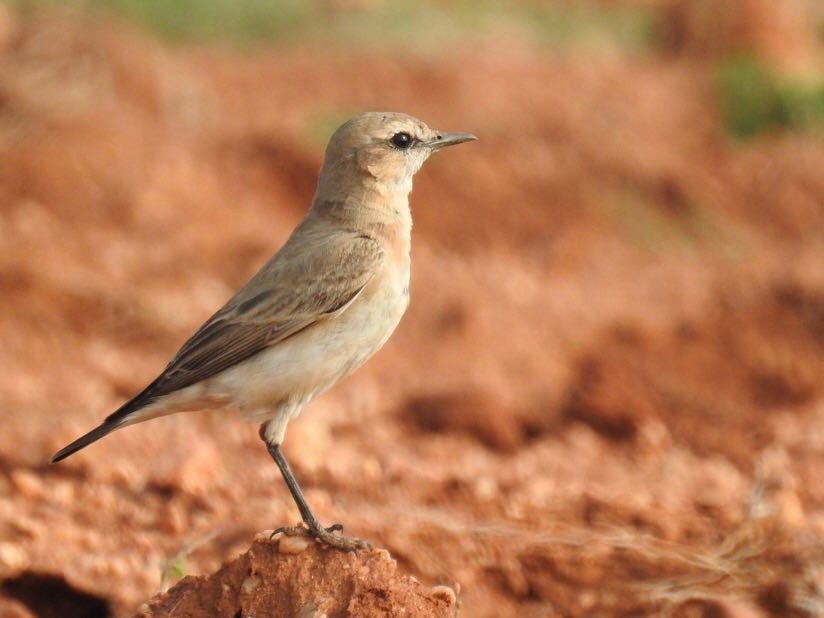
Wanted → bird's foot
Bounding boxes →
[271,522,371,551]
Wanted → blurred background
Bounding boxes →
[0,0,823,616]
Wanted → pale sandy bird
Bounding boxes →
[52,112,476,550]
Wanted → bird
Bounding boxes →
[51,111,477,550]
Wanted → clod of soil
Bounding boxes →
[137,538,458,618]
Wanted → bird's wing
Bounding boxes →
[128,231,384,406]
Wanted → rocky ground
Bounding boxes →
[0,1,823,616]
[140,536,458,618]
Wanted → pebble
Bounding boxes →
[373,548,393,564]
[430,585,457,606]
[241,574,261,594]
[473,477,498,500]
[0,542,25,569]
[278,534,312,554]
[9,470,43,500]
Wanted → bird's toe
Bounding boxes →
[270,521,369,551]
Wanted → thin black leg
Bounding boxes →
[260,437,371,551]
[265,442,320,529]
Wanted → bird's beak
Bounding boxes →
[427,132,478,151]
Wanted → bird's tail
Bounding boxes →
[50,419,125,463]
[50,391,154,463]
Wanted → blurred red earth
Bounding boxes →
[0,1,823,616]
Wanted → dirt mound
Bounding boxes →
[139,537,457,618]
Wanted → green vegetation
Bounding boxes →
[717,55,824,139]
[157,531,217,592]
[159,554,187,592]
[7,0,658,51]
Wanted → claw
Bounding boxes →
[311,527,371,551]
[270,524,302,539]
[270,522,370,551]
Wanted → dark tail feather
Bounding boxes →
[50,420,124,463]
[50,392,154,463]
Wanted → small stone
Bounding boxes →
[373,548,393,564]
[579,591,596,609]
[10,470,43,500]
[430,585,457,605]
[278,534,312,554]
[0,542,25,569]
[473,477,498,500]
[50,479,76,505]
[241,574,261,594]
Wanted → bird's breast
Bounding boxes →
[356,256,410,343]
[206,266,409,418]
[205,230,411,419]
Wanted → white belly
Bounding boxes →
[203,264,410,422]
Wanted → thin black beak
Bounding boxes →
[427,132,478,150]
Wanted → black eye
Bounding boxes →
[390,132,414,149]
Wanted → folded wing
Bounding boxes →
[51,231,383,462]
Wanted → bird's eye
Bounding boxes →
[390,132,414,149]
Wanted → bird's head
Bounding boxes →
[318,111,476,195]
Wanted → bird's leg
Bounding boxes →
[260,428,371,551]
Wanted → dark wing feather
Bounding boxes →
[50,229,384,463]
[123,231,383,408]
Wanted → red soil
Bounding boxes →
[139,538,457,618]
[0,3,822,616]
